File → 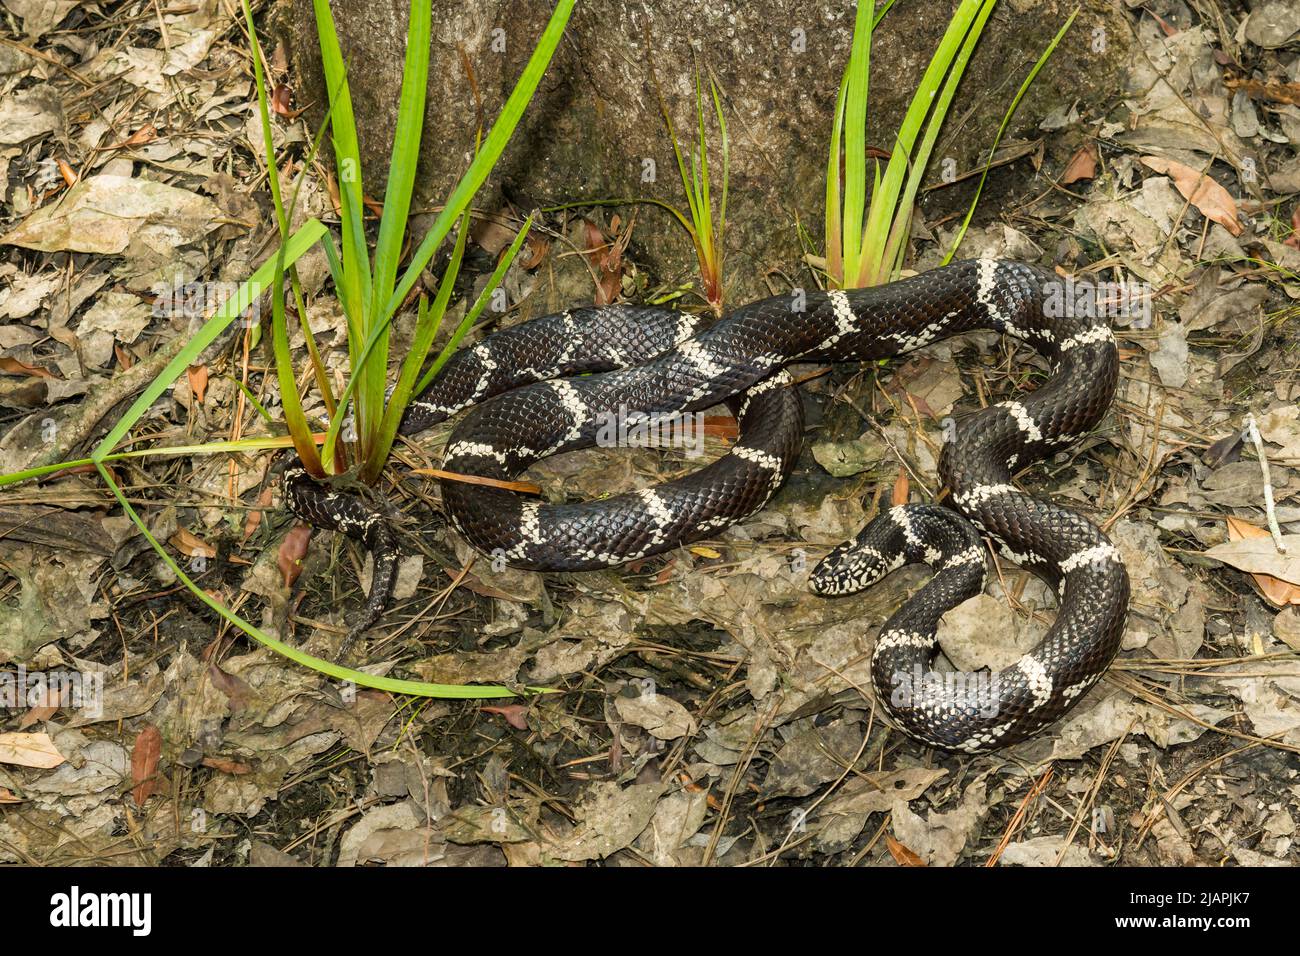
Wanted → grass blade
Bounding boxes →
[877,0,997,278]
[943,6,1078,262]
[361,0,433,458]
[857,0,987,285]
[96,461,551,699]
[387,0,575,317]
[840,0,873,282]
[92,221,326,462]
[364,211,471,483]
[415,216,534,395]
[311,0,371,324]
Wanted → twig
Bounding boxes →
[1244,413,1286,553]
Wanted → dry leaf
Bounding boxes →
[1139,156,1242,236]
[270,84,304,118]
[278,523,312,586]
[0,731,64,769]
[1203,530,1300,588]
[481,704,529,730]
[207,663,253,710]
[886,833,927,866]
[187,363,208,403]
[1060,142,1099,185]
[892,466,910,506]
[17,681,64,729]
[131,723,163,807]
[1223,518,1300,606]
[243,485,274,541]
[201,756,252,774]
[115,124,159,148]
[521,235,549,269]
[0,173,221,255]
[170,527,216,559]
[614,690,696,740]
[0,356,55,378]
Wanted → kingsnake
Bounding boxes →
[284,257,1130,753]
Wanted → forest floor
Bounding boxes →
[1,0,1299,866]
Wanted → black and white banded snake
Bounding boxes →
[284,257,1130,753]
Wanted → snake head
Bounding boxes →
[809,539,898,596]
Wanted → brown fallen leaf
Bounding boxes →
[676,772,722,810]
[243,485,275,542]
[56,158,77,187]
[444,567,526,601]
[1059,142,1099,185]
[207,663,253,710]
[520,234,549,269]
[131,724,163,807]
[187,363,208,403]
[481,704,529,730]
[1224,76,1300,108]
[270,83,306,118]
[470,217,518,256]
[107,124,159,150]
[1224,517,1300,606]
[0,356,56,378]
[201,756,252,774]
[279,522,312,586]
[0,787,21,804]
[17,682,66,730]
[886,833,927,866]
[581,218,627,306]
[891,466,910,506]
[1139,156,1242,236]
[170,527,216,560]
[0,732,64,769]
[323,168,342,216]
[1285,204,1300,250]
[651,556,678,585]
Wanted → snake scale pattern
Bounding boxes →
[285,257,1130,753]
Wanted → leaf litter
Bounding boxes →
[0,1,1299,868]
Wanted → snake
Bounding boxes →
[284,257,1130,753]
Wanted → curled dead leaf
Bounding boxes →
[278,523,312,586]
[131,723,163,807]
[886,833,927,866]
[207,663,253,710]
[481,704,529,730]
[892,466,910,506]
[170,527,216,559]
[1223,517,1300,606]
[1059,142,1099,185]
[187,363,208,403]
[1139,156,1242,236]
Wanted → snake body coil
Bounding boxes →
[285,258,1130,753]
